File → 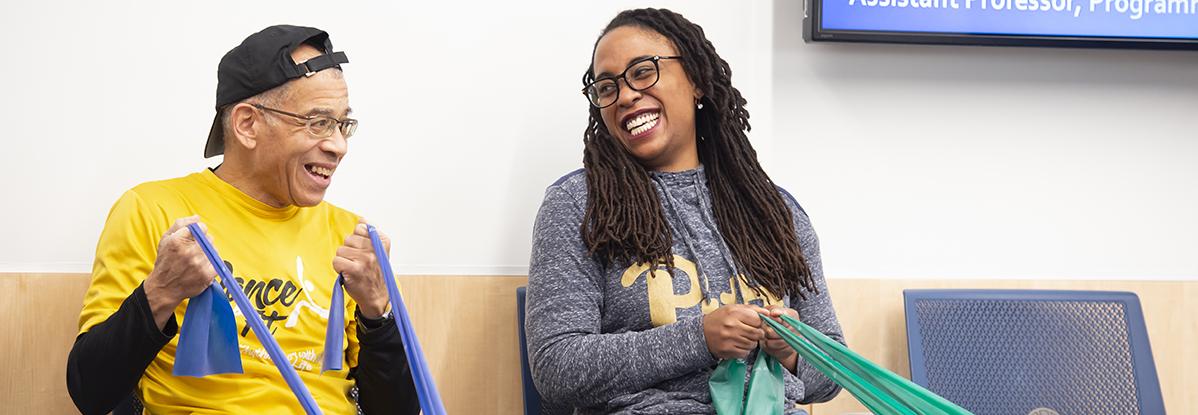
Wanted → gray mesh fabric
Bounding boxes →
[914,299,1138,415]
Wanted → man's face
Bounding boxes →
[254,45,351,208]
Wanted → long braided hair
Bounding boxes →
[581,8,817,300]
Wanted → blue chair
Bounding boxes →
[111,393,142,415]
[517,286,543,415]
[904,289,1165,415]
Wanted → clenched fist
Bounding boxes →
[703,304,769,360]
[144,215,218,330]
[333,220,392,319]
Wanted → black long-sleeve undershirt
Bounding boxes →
[66,282,419,414]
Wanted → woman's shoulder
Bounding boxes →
[774,185,808,218]
[543,168,588,204]
[773,184,819,240]
[534,169,589,229]
[548,168,585,189]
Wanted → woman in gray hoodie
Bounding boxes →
[526,8,845,414]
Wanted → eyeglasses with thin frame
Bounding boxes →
[253,104,358,139]
[582,55,682,108]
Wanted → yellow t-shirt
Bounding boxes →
[79,169,364,414]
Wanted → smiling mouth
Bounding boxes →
[305,164,334,180]
[624,111,660,136]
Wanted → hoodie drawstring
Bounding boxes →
[653,173,714,305]
[691,172,748,305]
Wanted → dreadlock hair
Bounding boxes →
[580,8,817,300]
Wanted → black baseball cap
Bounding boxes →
[204,24,349,158]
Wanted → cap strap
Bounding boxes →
[296,51,349,77]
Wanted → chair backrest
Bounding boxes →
[516,287,543,415]
[111,393,142,415]
[904,289,1165,415]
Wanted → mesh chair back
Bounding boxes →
[904,290,1164,415]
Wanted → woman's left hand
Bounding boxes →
[760,304,800,373]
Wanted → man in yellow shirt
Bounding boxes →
[66,25,418,414]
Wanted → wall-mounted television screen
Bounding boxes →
[803,0,1198,50]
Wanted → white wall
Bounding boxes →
[770,1,1198,280]
[0,1,774,275]
[3,1,1194,280]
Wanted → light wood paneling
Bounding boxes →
[2,274,1192,415]
[397,275,528,414]
[0,273,531,415]
[0,274,93,415]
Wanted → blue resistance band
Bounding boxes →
[174,223,321,415]
[322,273,345,372]
[174,280,241,377]
[321,225,446,415]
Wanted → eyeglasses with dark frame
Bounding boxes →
[253,104,359,139]
[582,55,682,108]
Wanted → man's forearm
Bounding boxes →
[67,283,176,415]
[352,309,420,414]
[143,273,184,331]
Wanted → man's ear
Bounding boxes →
[228,103,261,151]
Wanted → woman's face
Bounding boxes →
[592,26,701,172]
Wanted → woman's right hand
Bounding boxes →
[702,304,768,360]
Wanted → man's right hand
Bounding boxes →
[143,216,217,331]
[702,304,768,360]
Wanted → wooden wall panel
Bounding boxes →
[2,274,1192,415]
[0,274,92,415]
[398,275,528,414]
[0,273,531,415]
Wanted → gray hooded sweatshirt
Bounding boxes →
[526,166,845,415]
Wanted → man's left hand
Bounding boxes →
[333,220,392,319]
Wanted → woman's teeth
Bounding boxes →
[625,111,660,135]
